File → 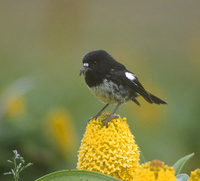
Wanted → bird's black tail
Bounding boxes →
[131,80,167,105]
[143,92,167,105]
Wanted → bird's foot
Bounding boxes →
[87,113,101,123]
[102,114,119,127]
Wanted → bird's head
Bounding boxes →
[80,50,115,76]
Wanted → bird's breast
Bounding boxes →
[90,79,129,104]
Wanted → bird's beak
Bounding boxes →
[79,66,90,76]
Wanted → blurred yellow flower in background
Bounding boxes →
[187,34,200,72]
[128,82,166,126]
[188,168,200,181]
[0,77,33,120]
[6,96,26,118]
[77,113,140,181]
[133,160,176,181]
[47,109,76,158]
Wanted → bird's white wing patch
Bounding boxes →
[125,72,136,81]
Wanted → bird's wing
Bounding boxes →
[108,69,153,103]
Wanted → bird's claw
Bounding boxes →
[88,113,101,123]
[88,114,119,128]
[102,115,119,127]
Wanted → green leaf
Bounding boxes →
[35,170,121,181]
[176,173,189,181]
[173,153,194,175]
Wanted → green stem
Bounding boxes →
[13,157,19,181]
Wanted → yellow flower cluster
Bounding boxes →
[188,169,200,181]
[47,109,76,157]
[6,96,26,118]
[133,160,176,181]
[77,113,140,181]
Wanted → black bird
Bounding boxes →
[80,50,167,123]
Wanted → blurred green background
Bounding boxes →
[0,0,200,180]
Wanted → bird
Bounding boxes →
[80,50,167,123]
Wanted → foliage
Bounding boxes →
[173,153,194,175]
[36,170,120,181]
[4,150,32,181]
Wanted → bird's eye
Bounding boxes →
[83,63,89,67]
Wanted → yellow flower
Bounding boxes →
[47,109,76,157]
[188,168,200,181]
[133,160,176,181]
[6,96,26,118]
[77,113,140,181]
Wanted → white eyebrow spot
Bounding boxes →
[83,63,89,67]
[125,72,136,80]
